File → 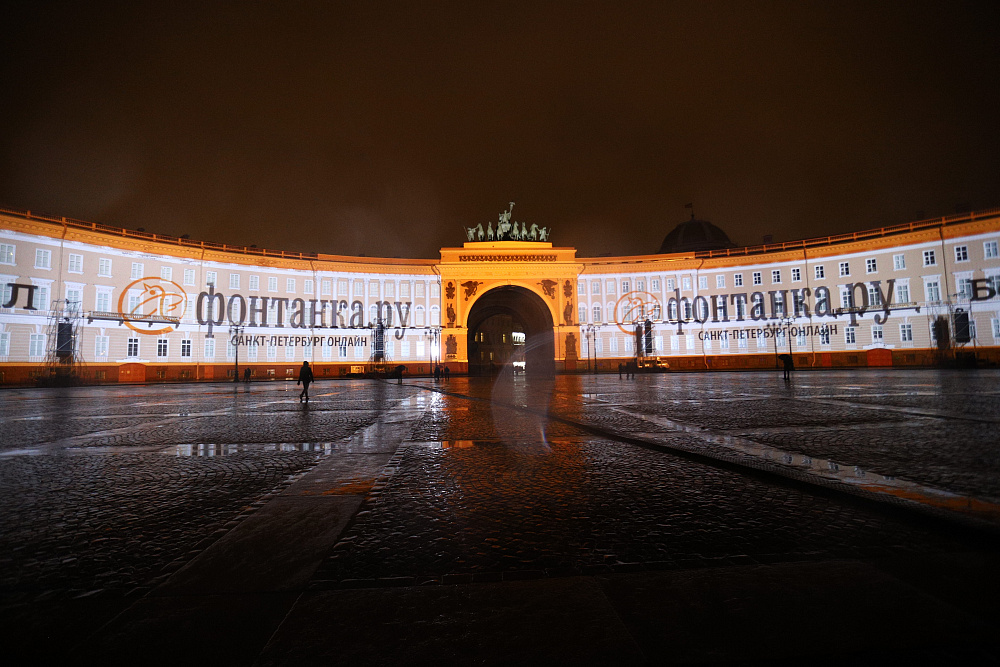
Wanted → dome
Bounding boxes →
[658,216,736,254]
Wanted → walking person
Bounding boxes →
[243,367,251,383]
[442,365,450,381]
[297,360,314,402]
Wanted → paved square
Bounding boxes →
[1,370,998,664]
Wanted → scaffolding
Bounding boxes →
[41,299,86,385]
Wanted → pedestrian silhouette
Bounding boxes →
[297,361,314,401]
[779,354,794,381]
[243,367,251,383]
[442,365,450,381]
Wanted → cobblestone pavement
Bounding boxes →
[440,370,1000,508]
[317,372,994,586]
[1,370,998,665]
[0,381,420,602]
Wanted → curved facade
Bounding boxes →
[1,206,999,385]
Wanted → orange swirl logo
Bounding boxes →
[118,277,188,335]
[613,291,661,334]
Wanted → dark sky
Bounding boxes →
[2,1,999,258]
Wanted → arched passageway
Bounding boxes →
[466,286,554,376]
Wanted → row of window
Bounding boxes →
[0,245,440,298]
[576,275,1000,324]
[579,242,1000,296]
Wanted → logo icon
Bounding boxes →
[613,291,661,335]
[118,277,188,335]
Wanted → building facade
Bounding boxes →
[1,207,999,384]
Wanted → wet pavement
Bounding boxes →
[1,370,999,665]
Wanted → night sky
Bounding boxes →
[2,1,998,258]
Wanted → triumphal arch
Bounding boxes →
[438,240,583,375]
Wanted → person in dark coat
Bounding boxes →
[442,365,450,381]
[243,367,251,383]
[297,361,314,402]
[779,354,794,381]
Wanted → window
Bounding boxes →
[994,318,1000,339]
[925,280,941,302]
[871,324,883,343]
[621,280,630,293]
[796,331,805,347]
[204,338,216,358]
[591,281,601,294]
[791,268,801,282]
[896,283,910,303]
[322,280,332,296]
[893,254,906,270]
[157,338,168,358]
[734,274,743,287]
[286,278,295,293]
[66,288,82,311]
[285,344,295,360]
[716,275,726,289]
[94,335,108,358]
[814,265,825,279]
[98,258,112,277]
[0,332,9,356]
[957,277,973,299]
[430,306,440,325]
[650,279,660,291]
[268,343,277,360]
[698,276,708,290]
[819,328,831,346]
[249,275,259,291]
[131,262,143,279]
[304,279,314,295]
[127,337,139,357]
[923,250,936,266]
[840,287,852,309]
[96,291,111,312]
[159,266,172,281]
[369,282,380,297]
[578,305,587,323]
[867,285,882,306]
[577,281,585,296]
[593,305,602,322]
[900,323,913,342]
[183,268,195,285]
[34,285,49,311]
[29,333,46,357]
[985,241,998,259]
[181,339,192,357]
[682,277,691,291]
[771,270,780,283]
[0,243,14,265]
[415,282,425,297]
[866,258,877,273]
[205,271,217,286]
[268,276,278,292]
[36,249,52,269]
[68,253,83,273]
[839,262,850,277]
[223,274,237,290]
[666,278,675,291]
[955,246,969,262]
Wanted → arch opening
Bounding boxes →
[466,286,554,376]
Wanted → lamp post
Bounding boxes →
[425,327,439,374]
[773,317,793,368]
[585,323,598,373]
[229,323,245,383]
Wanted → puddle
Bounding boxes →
[162,443,336,456]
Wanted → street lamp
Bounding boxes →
[773,316,793,368]
[229,323,245,383]
[425,327,439,373]
[585,323,598,373]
